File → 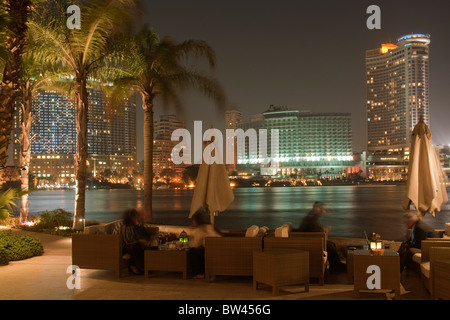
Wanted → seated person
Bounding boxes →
[297,201,346,272]
[113,208,149,275]
[189,210,222,279]
[398,212,438,272]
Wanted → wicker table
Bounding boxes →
[346,242,368,284]
[144,249,189,279]
[253,249,309,296]
[353,249,400,299]
[433,258,450,300]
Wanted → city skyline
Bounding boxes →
[136,0,450,161]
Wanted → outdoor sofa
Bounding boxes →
[72,220,158,277]
[408,222,450,294]
[204,225,328,285]
[263,233,328,285]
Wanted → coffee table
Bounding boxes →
[353,249,400,299]
[144,249,189,279]
[253,249,309,296]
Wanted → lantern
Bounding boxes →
[369,232,383,254]
[178,230,189,243]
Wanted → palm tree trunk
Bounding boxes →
[0,0,32,188]
[19,80,32,222]
[142,93,154,223]
[73,73,89,231]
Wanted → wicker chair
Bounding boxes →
[416,240,450,293]
[204,236,263,281]
[263,236,327,285]
[430,247,450,300]
[72,233,128,277]
[72,221,158,278]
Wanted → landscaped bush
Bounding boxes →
[0,247,9,266]
[0,230,44,265]
[16,209,74,236]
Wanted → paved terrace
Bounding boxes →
[0,228,431,301]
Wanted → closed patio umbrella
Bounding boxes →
[403,118,448,218]
[189,137,234,224]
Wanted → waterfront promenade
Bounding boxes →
[0,227,432,301]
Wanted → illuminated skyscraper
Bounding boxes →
[366,33,431,154]
[11,88,137,185]
[153,114,187,179]
[225,109,243,172]
[365,33,431,181]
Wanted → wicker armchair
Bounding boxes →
[72,233,128,277]
[417,240,450,293]
[263,236,327,285]
[72,221,158,278]
[430,247,450,300]
[204,236,263,281]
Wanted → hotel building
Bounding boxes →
[237,105,354,178]
[225,109,243,172]
[11,88,137,186]
[153,114,187,179]
[365,33,431,181]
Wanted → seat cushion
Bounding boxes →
[412,253,422,264]
[420,262,430,279]
[275,226,289,237]
[245,225,259,237]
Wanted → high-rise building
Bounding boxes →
[225,109,243,172]
[153,114,187,179]
[237,105,354,178]
[365,33,431,181]
[11,87,137,186]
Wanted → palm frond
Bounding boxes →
[0,188,28,220]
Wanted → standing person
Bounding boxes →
[398,212,438,272]
[297,201,346,272]
[113,208,149,275]
[189,210,222,279]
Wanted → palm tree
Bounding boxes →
[29,0,140,230]
[0,0,34,188]
[0,188,24,221]
[106,26,226,222]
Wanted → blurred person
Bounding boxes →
[398,211,438,272]
[113,208,149,275]
[189,210,222,279]
[297,201,346,272]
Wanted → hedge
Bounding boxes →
[0,230,44,266]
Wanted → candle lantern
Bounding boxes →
[178,230,189,243]
[369,232,383,254]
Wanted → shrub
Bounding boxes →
[37,209,73,229]
[0,230,44,263]
[16,209,74,236]
[0,247,9,266]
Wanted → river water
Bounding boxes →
[24,185,450,241]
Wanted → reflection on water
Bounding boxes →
[24,186,450,240]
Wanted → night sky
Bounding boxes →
[135,0,450,161]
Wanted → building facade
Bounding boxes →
[366,33,431,181]
[11,88,137,187]
[153,114,187,179]
[237,105,354,178]
[225,109,243,172]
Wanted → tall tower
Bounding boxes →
[153,114,187,179]
[225,109,243,172]
[366,33,431,154]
